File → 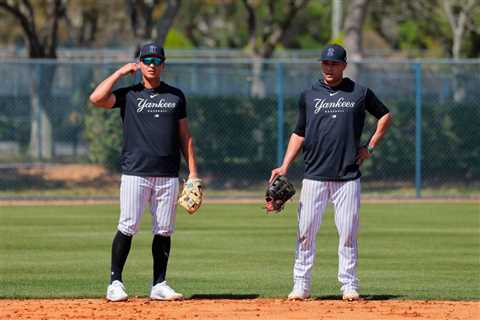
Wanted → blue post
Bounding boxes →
[275,62,285,166]
[414,63,422,198]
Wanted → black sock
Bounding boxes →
[110,231,132,283]
[152,235,171,285]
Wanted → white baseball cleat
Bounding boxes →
[287,289,310,300]
[106,280,128,302]
[342,289,360,301]
[150,281,184,300]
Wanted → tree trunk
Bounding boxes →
[241,0,309,97]
[30,100,53,160]
[441,0,476,102]
[29,66,53,159]
[155,0,182,46]
[332,0,343,40]
[0,0,65,160]
[343,0,369,80]
[251,58,266,97]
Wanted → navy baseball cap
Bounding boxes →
[320,44,347,63]
[138,43,165,59]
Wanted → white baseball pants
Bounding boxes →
[293,178,361,293]
[117,175,179,236]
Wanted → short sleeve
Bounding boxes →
[112,87,130,109]
[177,91,187,119]
[293,92,306,137]
[365,89,389,119]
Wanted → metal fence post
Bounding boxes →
[414,63,422,198]
[275,62,285,166]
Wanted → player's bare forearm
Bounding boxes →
[270,133,304,182]
[89,63,138,108]
[356,113,393,165]
[281,133,305,170]
[179,119,198,178]
[89,72,122,108]
[368,113,393,148]
[184,138,198,178]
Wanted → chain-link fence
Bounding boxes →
[0,59,479,198]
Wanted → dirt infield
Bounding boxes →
[1,299,478,320]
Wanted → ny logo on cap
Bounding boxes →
[149,45,158,53]
[327,48,335,56]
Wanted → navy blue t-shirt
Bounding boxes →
[294,77,389,181]
[112,82,187,177]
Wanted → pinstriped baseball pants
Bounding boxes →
[293,178,360,293]
[117,175,179,236]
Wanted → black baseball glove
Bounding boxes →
[265,175,296,213]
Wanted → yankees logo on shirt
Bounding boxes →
[313,97,356,114]
[136,97,177,113]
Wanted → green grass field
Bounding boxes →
[0,203,478,300]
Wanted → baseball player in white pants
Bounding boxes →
[270,44,392,301]
[90,43,199,302]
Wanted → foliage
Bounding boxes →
[178,1,247,48]
[366,0,479,58]
[0,0,478,57]
[285,1,331,49]
[84,105,123,172]
[0,98,29,147]
[398,21,421,50]
[164,28,194,49]
[83,94,480,186]
[363,99,480,184]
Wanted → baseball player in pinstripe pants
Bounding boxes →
[270,44,392,301]
[89,43,199,301]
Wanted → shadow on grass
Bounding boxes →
[190,294,259,300]
[314,294,401,301]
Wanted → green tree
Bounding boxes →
[284,1,331,49]
[441,0,479,59]
[125,0,182,48]
[84,103,123,172]
[0,0,67,160]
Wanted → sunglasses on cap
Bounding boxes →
[141,57,164,65]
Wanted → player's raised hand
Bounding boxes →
[116,63,139,77]
[90,63,138,108]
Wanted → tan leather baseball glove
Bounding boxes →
[178,178,203,214]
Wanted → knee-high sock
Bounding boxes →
[110,231,132,283]
[152,235,171,285]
